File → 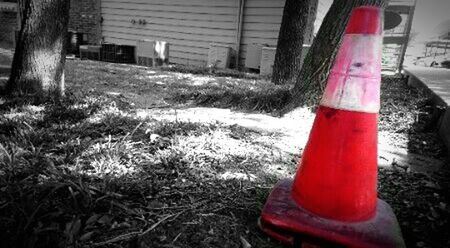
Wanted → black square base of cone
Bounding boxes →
[259,179,405,248]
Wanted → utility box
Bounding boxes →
[207,43,231,69]
[136,40,169,67]
[116,45,135,64]
[79,45,101,60]
[260,45,311,76]
[100,43,118,62]
[245,44,263,69]
[260,47,276,76]
[100,44,135,64]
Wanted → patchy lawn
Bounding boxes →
[65,60,291,112]
[0,59,448,248]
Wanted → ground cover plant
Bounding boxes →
[0,59,449,248]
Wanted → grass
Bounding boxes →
[0,59,449,248]
[0,92,291,248]
[170,83,291,113]
[65,60,290,112]
[160,64,262,80]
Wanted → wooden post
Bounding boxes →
[234,0,245,69]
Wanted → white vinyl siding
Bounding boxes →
[239,0,285,65]
[101,0,239,66]
[101,0,321,66]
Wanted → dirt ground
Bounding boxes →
[0,59,449,248]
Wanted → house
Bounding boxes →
[69,0,102,45]
[100,0,319,67]
[0,0,102,48]
[1,0,416,71]
[2,0,322,68]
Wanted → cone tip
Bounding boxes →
[345,6,383,35]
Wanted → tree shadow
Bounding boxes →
[0,92,291,248]
[2,81,449,248]
[169,83,292,114]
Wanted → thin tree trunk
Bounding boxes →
[272,0,311,85]
[281,0,387,113]
[7,0,70,98]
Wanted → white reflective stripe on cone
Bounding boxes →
[320,35,382,113]
[321,73,380,113]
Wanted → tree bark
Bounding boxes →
[281,0,387,113]
[6,0,70,98]
[271,0,311,85]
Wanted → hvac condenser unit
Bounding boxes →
[259,45,310,76]
[260,47,276,76]
[245,44,263,69]
[136,40,169,67]
[79,45,101,60]
[207,43,231,69]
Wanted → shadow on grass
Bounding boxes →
[0,92,289,248]
[161,64,262,80]
[170,83,292,114]
[3,79,448,248]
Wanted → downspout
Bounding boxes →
[234,0,245,68]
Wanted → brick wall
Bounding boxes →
[69,0,102,44]
[0,10,17,48]
[1,0,102,48]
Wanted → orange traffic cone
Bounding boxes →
[259,6,405,248]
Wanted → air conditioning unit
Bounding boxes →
[100,44,135,64]
[245,44,263,69]
[207,43,231,69]
[136,40,169,67]
[79,45,101,60]
[116,45,136,64]
[100,43,118,62]
[260,47,276,76]
[259,45,311,76]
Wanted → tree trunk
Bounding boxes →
[271,0,311,85]
[281,0,387,113]
[6,0,70,98]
